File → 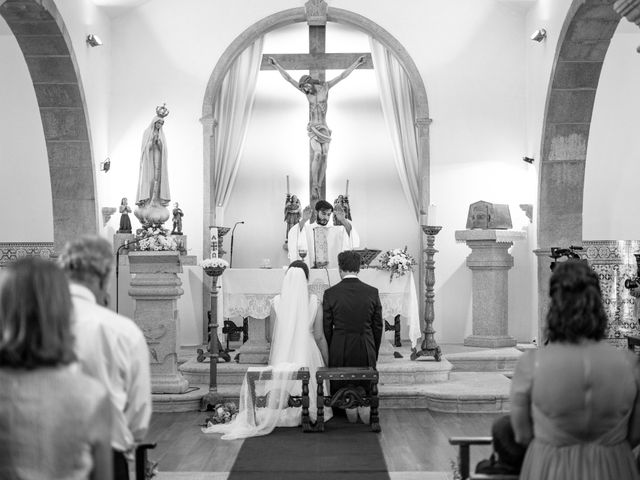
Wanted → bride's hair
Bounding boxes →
[288,260,309,280]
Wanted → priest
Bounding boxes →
[287,200,360,269]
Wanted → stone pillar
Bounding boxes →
[455,230,526,348]
[128,251,188,393]
[237,316,270,364]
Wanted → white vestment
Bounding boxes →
[287,221,360,269]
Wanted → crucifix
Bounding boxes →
[261,0,373,208]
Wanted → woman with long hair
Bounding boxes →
[203,260,331,439]
[511,259,640,479]
[0,257,112,479]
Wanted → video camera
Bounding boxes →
[624,253,640,290]
[549,245,583,271]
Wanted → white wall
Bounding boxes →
[0,17,53,242]
[583,24,640,240]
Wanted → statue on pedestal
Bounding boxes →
[134,104,171,226]
[171,202,184,235]
[284,194,302,244]
[117,197,132,233]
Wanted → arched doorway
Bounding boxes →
[0,0,97,251]
[536,0,622,326]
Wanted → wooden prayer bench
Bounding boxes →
[449,437,518,480]
[315,366,381,433]
[245,367,312,432]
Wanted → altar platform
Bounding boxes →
[153,343,527,414]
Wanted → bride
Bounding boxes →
[202,260,332,439]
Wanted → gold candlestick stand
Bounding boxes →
[200,266,226,410]
[411,226,442,361]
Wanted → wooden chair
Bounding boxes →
[245,367,312,432]
[449,437,518,480]
[135,443,157,480]
[315,366,380,432]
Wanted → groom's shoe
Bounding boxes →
[345,408,358,424]
[357,406,371,425]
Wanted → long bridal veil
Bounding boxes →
[202,267,326,440]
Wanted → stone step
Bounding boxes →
[444,347,522,373]
[153,372,509,414]
[179,348,453,386]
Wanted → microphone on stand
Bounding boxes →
[230,221,245,268]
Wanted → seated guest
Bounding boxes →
[58,235,152,480]
[0,257,112,480]
[475,415,526,476]
[287,199,359,269]
[511,259,640,480]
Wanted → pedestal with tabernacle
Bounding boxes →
[315,367,380,433]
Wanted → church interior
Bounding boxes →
[1,0,640,478]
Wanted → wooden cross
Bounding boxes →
[261,2,373,207]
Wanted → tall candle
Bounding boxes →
[427,204,438,226]
[345,179,349,196]
[286,175,290,195]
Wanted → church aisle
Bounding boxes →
[145,408,500,477]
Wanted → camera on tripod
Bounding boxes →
[624,253,640,290]
[549,245,583,270]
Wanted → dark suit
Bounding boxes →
[323,276,383,370]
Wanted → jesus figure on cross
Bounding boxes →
[268,55,365,200]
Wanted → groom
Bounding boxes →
[322,250,383,423]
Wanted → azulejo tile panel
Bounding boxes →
[0,242,56,267]
[582,241,640,347]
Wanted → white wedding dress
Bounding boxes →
[202,267,332,439]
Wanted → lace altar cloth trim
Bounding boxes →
[222,268,421,347]
[0,242,55,267]
[581,241,640,346]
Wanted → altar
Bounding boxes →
[221,268,422,362]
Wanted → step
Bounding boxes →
[444,347,522,374]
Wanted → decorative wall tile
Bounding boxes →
[0,242,55,267]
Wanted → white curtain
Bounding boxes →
[368,37,420,220]
[213,37,264,212]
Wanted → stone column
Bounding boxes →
[455,230,526,348]
[128,251,188,393]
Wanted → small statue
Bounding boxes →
[284,194,302,240]
[333,194,352,225]
[117,197,132,233]
[171,202,184,235]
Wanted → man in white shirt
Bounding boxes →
[59,236,151,480]
[287,199,360,269]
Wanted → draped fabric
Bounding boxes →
[368,37,420,220]
[212,37,264,212]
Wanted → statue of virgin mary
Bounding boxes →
[134,104,171,226]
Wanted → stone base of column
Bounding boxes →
[238,316,270,364]
[151,373,189,394]
[464,335,517,348]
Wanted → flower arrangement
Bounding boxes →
[136,225,178,251]
[204,402,238,426]
[377,246,416,281]
[202,257,229,269]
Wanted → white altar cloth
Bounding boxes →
[222,268,422,348]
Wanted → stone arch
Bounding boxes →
[536,0,621,326]
[0,0,97,251]
[201,6,431,250]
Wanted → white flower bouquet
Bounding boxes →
[377,246,416,281]
[202,257,229,276]
[136,225,178,251]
